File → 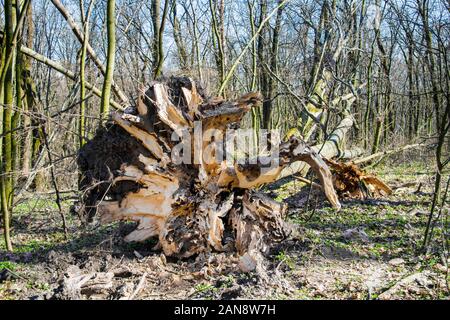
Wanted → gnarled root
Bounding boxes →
[77,77,340,270]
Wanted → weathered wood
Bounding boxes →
[77,77,342,268]
[278,112,354,180]
[54,265,114,300]
[217,136,341,209]
[325,159,392,199]
[111,112,167,162]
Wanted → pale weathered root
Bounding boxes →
[77,76,341,269]
[325,159,392,199]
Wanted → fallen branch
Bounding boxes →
[127,272,147,300]
[293,175,323,190]
[326,159,392,199]
[354,143,427,165]
[20,45,124,111]
[278,112,354,180]
[50,0,129,106]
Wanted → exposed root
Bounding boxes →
[325,159,392,199]
[77,77,341,270]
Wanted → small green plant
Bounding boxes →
[13,239,52,254]
[275,251,295,270]
[194,283,216,293]
[219,275,234,288]
[14,198,62,215]
[0,261,17,271]
[26,281,50,291]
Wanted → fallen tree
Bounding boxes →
[77,77,341,269]
[278,111,355,180]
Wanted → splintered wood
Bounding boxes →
[325,159,392,199]
[77,77,341,270]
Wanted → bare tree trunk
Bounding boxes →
[262,0,284,130]
[418,0,448,250]
[372,2,392,153]
[170,1,188,71]
[209,0,226,87]
[257,0,268,124]
[1,0,16,252]
[151,0,160,73]
[248,0,261,145]
[151,0,170,78]
[50,0,129,106]
[79,0,95,146]
[20,1,33,176]
[100,0,116,124]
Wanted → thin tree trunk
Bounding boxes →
[262,0,284,130]
[257,0,268,121]
[12,1,22,182]
[248,0,260,145]
[189,2,203,83]
[209,0,226,86]
[364,37,376,149]
[418,0,447,250]
[50,0,129,106]
[152,0,169,78]
[171,1,188,70]
[1,0,15,252]
[20,1,33,176]
[151,0,161,74]
[79,0,95,146]
[100,0,116,124]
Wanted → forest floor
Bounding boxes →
[0,157,449,300]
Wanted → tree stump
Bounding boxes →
[77,77,340,267]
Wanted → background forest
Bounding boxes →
[0,0,449,300]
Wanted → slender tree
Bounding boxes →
[170,0,188,71]
[79,0,95,146]
[262,0,284,130]
[100,0,116,124]
[151,0,170,78]
[1,0,16,252]
[419,0,448,251]
[20,1,34,176]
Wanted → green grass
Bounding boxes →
[218,275,235,288]
[275,250,295,269]
[14,198,62,215]
[194,283,215,293]
[0,231,68,254]
[26,281,50,291]
[280,160,436,264]
[0,261,18,271]
[12,239,54,254]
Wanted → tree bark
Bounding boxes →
[100,0,116,124]
[50,0,129,106]
[1,0,15,252]
[278,112,354,180]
